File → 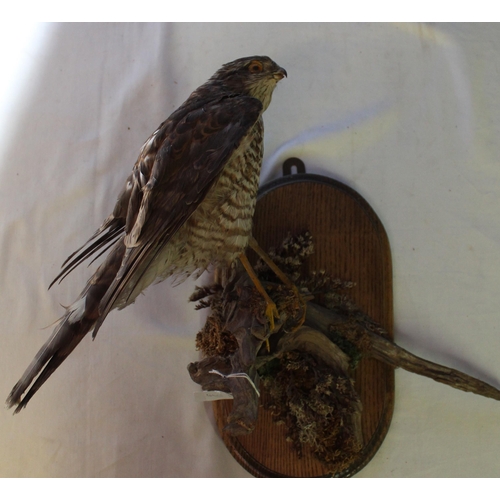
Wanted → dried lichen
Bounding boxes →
[300,269,355,297]
[254,231,315,283]
[261,350,362,474]
[192,285,239,357]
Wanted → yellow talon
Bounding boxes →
[265,300,279,331]
[239,252,280,331]
[265,339,270,352]
[264,301,279,352]
[248,237,307,332]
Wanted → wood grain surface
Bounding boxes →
[213,173,394,477]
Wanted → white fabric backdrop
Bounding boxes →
[1,22,500,477]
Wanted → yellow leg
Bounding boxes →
[248,237,306,328]
[239,252,279,332]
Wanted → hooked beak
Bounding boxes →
[274,67,287,81]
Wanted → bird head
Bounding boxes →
[211,56,287,111]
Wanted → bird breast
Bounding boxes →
[119,118,264,306]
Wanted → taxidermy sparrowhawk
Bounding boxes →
[6,55,287,413]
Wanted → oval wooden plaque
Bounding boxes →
[213,171,394,477]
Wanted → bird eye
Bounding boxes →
[248,61,263,73]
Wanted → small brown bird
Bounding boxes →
[6,55,286,413]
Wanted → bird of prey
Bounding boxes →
[7,55,287,413]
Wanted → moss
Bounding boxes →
[194,286,238,357]
[261,350,362,474]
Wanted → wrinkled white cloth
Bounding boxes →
[1,23,499,477]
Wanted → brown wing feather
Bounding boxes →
[91,94,263,338]
[48,171,133,289]
[49,116,172,288]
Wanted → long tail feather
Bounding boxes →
[6,237,126,413]
[6,313,94,413]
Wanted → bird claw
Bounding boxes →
[258,301,279,353]
[265,300,280,332]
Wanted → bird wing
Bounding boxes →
[49,111,178,289]
[90,94,263,337]
[50,93,262,288]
